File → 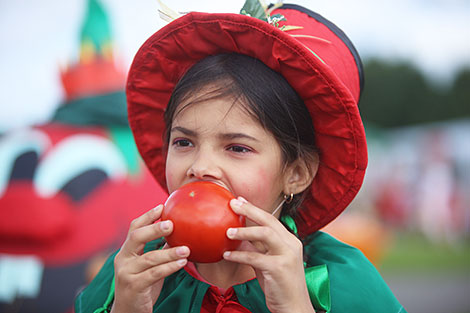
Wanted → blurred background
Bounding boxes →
[0,0,469,312]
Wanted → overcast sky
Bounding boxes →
[0,0,469,131]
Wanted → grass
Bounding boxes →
[377,232,470,274]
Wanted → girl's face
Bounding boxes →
[165,94,287,214]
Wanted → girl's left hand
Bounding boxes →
[223,197,315,313]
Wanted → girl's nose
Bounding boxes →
[186,151,221,180]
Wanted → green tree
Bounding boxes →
[360,59,437,127]
[358,59,468,128]
[447,68,470,119]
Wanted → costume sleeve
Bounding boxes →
[304,231,407,313]
[74,250,117,313]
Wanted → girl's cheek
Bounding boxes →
[166,172,174,192]
[239,169,279,212]
[165,162,179,193]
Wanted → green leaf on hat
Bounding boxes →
[240,0,267,21]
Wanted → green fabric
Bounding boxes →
[52,91,128,127]
[305,232,406,313]
[280,213,332,311]
[280,214,298,235]
[75,249,118,313]
[75,232,406,313]
[305,264,331,312]
[92,276,115,313]
[144,238,165,253]
[154,270,210,312]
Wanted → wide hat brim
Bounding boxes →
[127,4,368,238]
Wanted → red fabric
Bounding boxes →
[185,262,252,313]
[201,287,251,313]
[126,5,367,237]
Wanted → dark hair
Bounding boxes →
[164,53,318,218]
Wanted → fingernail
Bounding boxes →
[176,246,189,256]
[177,259,187,266]
[223,251,231,258]
[237,196,248,204]
[226,228,237,238]
[153,204,163,211]
[230,198,244,208]
[160,220,171,231]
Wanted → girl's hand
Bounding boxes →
[223,198,315,313]
[110,205,190,313]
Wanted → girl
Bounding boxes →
[75,3,406,313]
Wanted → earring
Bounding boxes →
[283,193,294,204]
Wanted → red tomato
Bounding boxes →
[162,181,245,263]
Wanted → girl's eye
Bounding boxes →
[227,145,252,153]
[173,138,193,147]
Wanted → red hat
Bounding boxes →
[126,3,367,238]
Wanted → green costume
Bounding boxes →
[75,232,406,313]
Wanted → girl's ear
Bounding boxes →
[283,155,319,196]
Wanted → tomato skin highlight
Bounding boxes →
[162,181,245,263]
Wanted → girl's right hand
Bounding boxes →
[110,204,190,313]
